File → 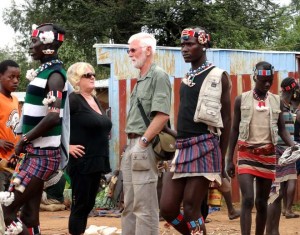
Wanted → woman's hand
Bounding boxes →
[69,145,85,158]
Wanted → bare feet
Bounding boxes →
[228,209,240,220]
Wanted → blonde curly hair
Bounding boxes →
[67,62,96,96]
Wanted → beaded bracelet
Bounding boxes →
[22,134,30,144]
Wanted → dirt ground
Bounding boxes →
[39,205,300,235]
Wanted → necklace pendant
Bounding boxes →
[256,100,269,111]
[187,76,196,87]
[187,81,195,87]
[258,101,265,107]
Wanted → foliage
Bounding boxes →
[1,0,297,80]
[268,0,300,51]
[0,46,30,91]
[141,0,289,49]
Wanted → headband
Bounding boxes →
[281,81,297,91]
[181,28,210,45]
[253,67,274,77]
[32,29,64,44]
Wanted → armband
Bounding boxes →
[42,90,62,105]
[22,134,30,144]
[48,107,60,113]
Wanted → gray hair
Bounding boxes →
[128,32,156,54]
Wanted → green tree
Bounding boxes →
[2,0,293,69]
[141,0,289,49]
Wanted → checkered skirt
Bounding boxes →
[171,134,222,173]
[9,154,60,192]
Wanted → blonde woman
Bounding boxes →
[67,62,112,235]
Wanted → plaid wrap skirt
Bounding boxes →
[9,153,60,193]
[171,134,222,173]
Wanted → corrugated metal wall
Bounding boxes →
[94,44,300,202]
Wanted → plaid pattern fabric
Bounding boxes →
[237,141,276,180]
[275,110,297,180]
[25,143,60,156]
[9,154,60,192]
[277,111,294,145]
[173,134,221,173]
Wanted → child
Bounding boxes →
[0,59,21,191]
[0,59,20,234]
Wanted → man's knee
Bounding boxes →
[255,197,267,211]
[160,201,180,220]
[242,195,254,209]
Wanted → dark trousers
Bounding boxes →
[68,170,101,235]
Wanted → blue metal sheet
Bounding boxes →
[94,44,300,170]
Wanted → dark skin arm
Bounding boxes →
[15,72,65,155]
[220,73,232,177]
[0,140,14,153]
[278,100,296,147]
[226,95,241,178]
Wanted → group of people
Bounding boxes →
[0,22,299,235]
[0,23,112,235]
[121,27,300,235]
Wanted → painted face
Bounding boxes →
[180,35,205,63]
[127,40,148,69]
[29,25,54,61]
[255,75,273,93]
[0,66,20,95]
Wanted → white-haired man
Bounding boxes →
[121,32,172,235]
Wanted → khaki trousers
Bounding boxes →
[0,205,4,234]
[121,138,159,235]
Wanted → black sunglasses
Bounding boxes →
[81,73,96,79]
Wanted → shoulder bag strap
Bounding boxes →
[137,98,150,127]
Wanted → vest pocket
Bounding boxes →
[239,122,249,140]
[241,105,251,119]
[195,99,221,123]
[204,78,221,98]
[272,109,281,121]
[271,125,278,143]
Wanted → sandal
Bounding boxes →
[285,212,300,219]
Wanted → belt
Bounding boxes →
[238,145,275,155]
[25,153,47,158]
[127,133,141,139]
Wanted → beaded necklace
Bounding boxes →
[36,59,63,74]
[253,89,269,111]
[182,60,214,87]
[26,59,63,81]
